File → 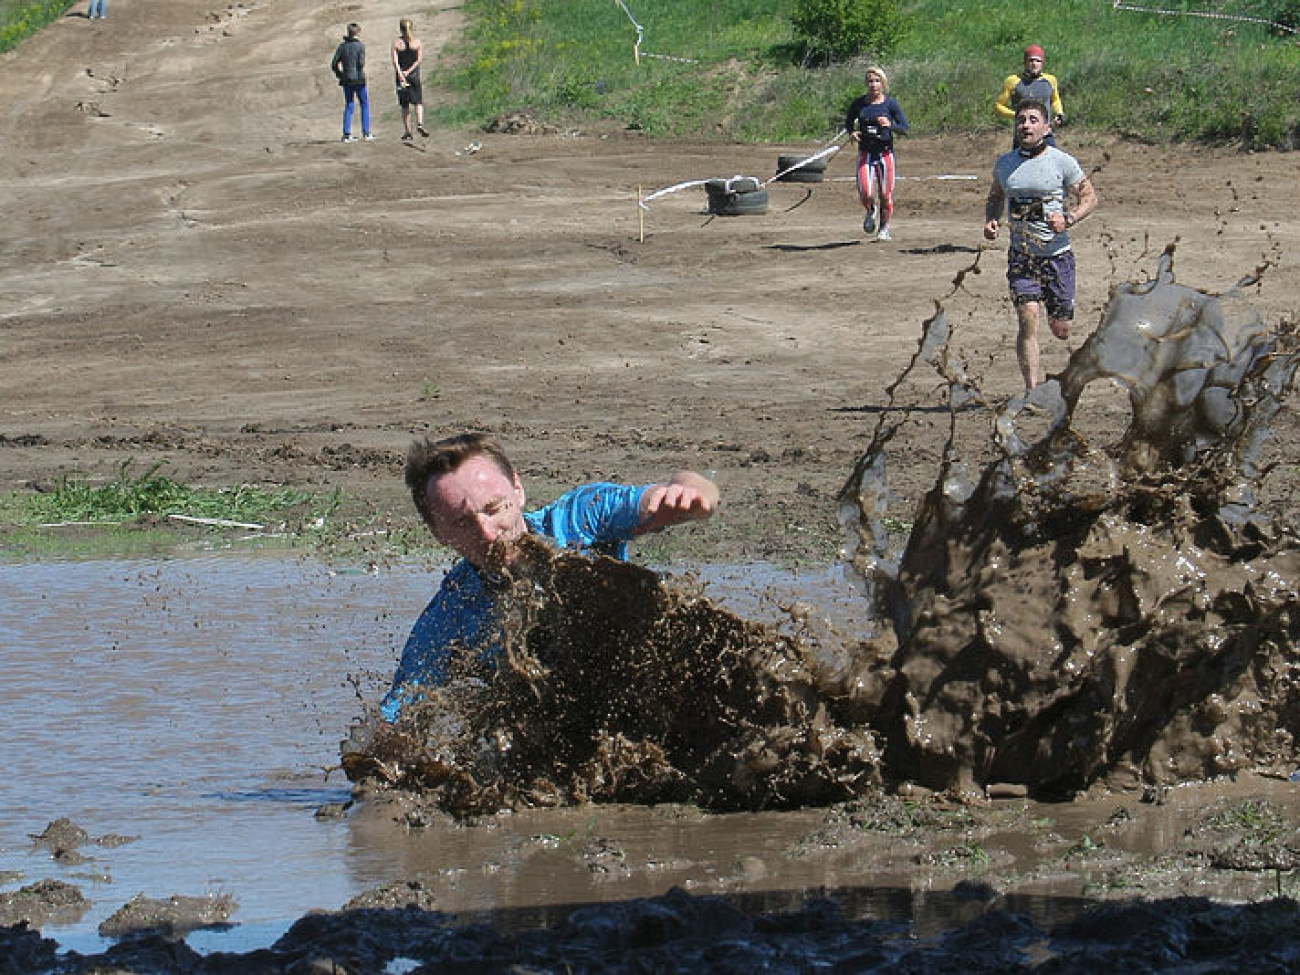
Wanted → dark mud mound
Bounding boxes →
[9,888,1300,973]
[841,245,1300,798]
[345,539,881,814]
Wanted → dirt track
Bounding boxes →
[1,0,1297,560]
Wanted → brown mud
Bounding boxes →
[342,253,1299,817]
[4,0,1300,970]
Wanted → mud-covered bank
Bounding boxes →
[5,890,1300,973]
[8,781,1300,972]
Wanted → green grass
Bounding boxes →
[435,0,1300,148]
[0,0,72,53]
[0,461,355,557]
[12,460,323,525]
[1203,797,1290,844]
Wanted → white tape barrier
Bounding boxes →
[639,133,976,209]
[1113,0,1296,33]
[639,133,846,209]
[614,0,701,63]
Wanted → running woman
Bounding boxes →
[844,65,909,241]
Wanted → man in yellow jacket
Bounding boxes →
[995,44,1065,146]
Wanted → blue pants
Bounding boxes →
[88,0,107,17]
[342,84,370,136]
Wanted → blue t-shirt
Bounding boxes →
[380,481,648,720]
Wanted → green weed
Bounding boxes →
[434,0,1300,148]
[13,460,328,526]
[0,0,72,53]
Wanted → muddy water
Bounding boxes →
[0,554,863,952]
[4,559,1300,967]
[0,556,408,949]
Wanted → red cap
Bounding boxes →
[1024,44,1045,58]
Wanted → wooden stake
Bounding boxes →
[638,186,644,242]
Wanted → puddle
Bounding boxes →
[0,556,419,950]
[0,555,859,953]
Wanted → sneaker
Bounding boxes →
[417,124,430,138]
[402,132,413,141]
[877,225,892,241]
[862,210,876,234]
[342,134,357,143]
[363,134,375,142]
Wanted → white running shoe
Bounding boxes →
[877,225,892,241]
[341,134,357,143]
[363,134,375,141]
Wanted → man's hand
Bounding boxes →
[984,182,1004,241]
[635,472,719,534]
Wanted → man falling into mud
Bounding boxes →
[983,99,1097,391]
[380,432,719,720]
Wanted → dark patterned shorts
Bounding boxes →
[1007,250,1076,320]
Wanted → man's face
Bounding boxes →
[1023,53,1044,77]
[424,454,527,569]
[1015,108,1050,149]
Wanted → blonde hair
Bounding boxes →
[399,18,413,41]
[865,66,889,92]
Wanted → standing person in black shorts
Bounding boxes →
[392,18,429,142]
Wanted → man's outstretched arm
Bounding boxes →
[634,471,719,535]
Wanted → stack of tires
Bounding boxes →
[774,154,827,184]
[705,177,768,216]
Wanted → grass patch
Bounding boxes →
[1201,797,1290,845]
[0,0,73,53]
[0,461,361,559]
[14,460,323,525]
[434,0,1300,148]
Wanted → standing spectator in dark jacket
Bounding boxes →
[331,23,372,142]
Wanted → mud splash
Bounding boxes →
[841,243,1300,798]
[346,245,1299,812]
[344,540,882,815]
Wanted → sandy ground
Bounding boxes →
[1,0,1297,564]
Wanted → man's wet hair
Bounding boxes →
[1016,98,1050,123]
[406,432,516,527]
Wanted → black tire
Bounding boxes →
[705,178,768,216]
[775,154,826,183]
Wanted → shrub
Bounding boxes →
[789,0,906,63]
